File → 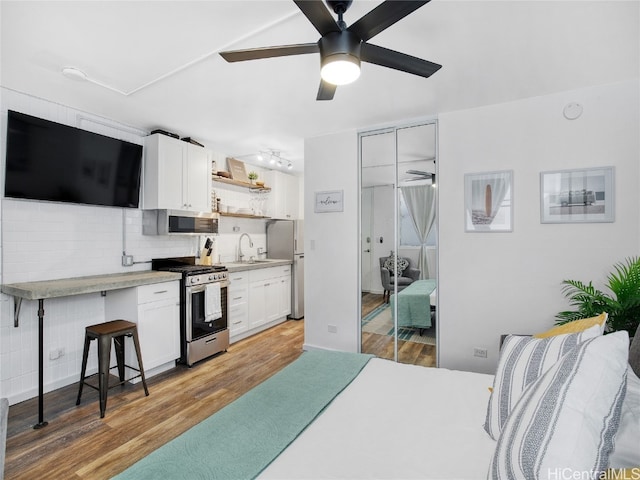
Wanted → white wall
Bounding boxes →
[304,80,640,373]
[303,131,359,352]
[439,80,639,373]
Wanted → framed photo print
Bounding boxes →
[540,167,614,223]
[314,190,343,213]
[464,170,513,232]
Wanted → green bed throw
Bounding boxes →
[391,279,436,329]
[113,350,373,480]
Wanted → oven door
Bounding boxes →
[186,281,228,341]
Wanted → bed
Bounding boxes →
[390,279,437,329]
[115,322,640,480]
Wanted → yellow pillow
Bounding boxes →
[534,313,607,338]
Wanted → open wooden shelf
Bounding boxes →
[212,175,271,191]
[219,212,270,219]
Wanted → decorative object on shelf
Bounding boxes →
[248,171,258,185]
[540,167,614,224]
[314,190,344,213]
[227,157,249,183]
[555,256,640,336]
[216,171,231,178]
[464,170,513,232]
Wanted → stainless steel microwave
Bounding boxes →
[143,210,219,235]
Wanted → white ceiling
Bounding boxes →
[1,1,638,174]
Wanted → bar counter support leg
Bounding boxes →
[33,299,48,429]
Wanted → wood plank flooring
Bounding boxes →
[361,292,436,368]
[4,320,305,480]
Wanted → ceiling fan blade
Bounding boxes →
[294,0,340,36]
[348,1,430,42]
[220,43,319,62]
[360,43,442,78]
[317,79,337,101]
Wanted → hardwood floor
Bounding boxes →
[4,320,305,480]
[361,292,436,368]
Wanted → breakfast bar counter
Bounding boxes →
[1,270,182,429]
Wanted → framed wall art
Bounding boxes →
[540,167,614,223]
[464,170,513,232]
[314,190,343,213]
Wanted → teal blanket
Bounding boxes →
[391,279,436,328]
[113,350,373,480]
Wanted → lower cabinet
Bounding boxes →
[228,271,249,337]
[231,265,292,342]
[105,281,180,377]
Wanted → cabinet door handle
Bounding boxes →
[154,290,168,294]
[264,282,270,286]
[205,337,217,344]
[233,296,243,300]
[232,320,242,325]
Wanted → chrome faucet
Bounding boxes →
[237,233,254,262]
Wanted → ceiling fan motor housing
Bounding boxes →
[326,0,353,15]
[318,30,361,70]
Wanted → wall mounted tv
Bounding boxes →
[4,110,143,208]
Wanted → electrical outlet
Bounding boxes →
[328,324,337,333]
[122,255,134,266]
[473,347,488,358]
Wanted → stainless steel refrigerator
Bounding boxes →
[266,219,304,319]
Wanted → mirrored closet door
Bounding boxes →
[360,121,437,367]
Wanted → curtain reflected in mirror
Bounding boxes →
[360,122,437,367]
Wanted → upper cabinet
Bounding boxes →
[265,170,299,219]
[142,134,212,212]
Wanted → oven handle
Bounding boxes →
[187,280,230,294]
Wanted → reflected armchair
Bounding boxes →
[379,256,420,303]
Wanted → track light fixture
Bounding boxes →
[257,150,292,170]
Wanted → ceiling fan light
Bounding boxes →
[321,54,360,85]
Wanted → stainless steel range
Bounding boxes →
[152,257,229,366]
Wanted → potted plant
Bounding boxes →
[248,171,258,184]
[556,256,640,336]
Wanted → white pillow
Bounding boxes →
[484,324,602,439]
[488,331,629,479]
[609,366,640,468]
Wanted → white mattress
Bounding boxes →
[260,358,497,479]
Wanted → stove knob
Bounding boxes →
[209,275,215,281]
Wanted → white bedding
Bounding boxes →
[260,358,497,480]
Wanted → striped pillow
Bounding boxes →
[488,331,629,479]
[484,324,602,440]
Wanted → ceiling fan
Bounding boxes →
[405,169,436,185]
[219,0,442,101]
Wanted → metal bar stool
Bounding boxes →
[76,320,149,418]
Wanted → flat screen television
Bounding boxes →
[4,110,143,208]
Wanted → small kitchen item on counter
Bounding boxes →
[218,203,228,213]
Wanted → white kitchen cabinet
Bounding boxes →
[228,271,249,337]
[264,170,299,219]
[246,265,292,332]
[142,133,212,212]
[105,281,180,377]
[278,272,292,318]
